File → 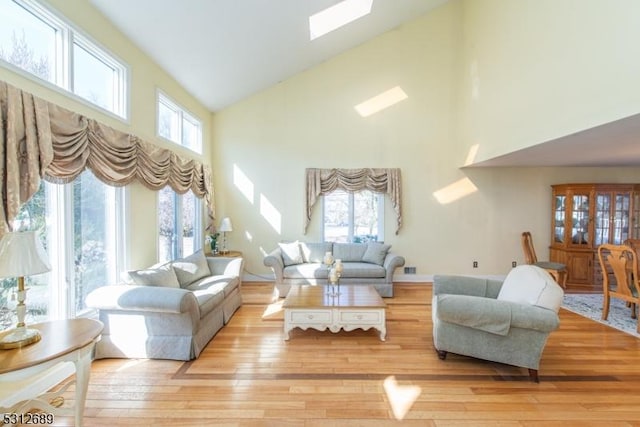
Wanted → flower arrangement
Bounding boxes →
[205,232,220,253]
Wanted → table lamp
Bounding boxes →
[218,217,233,254]
[0,231,51,349]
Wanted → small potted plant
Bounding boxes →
[205,231,220,254]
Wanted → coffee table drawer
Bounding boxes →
[290,310,331,324]
[339,310,382,324]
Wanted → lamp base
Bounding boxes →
[0,326,41,349]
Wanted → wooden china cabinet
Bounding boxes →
[550,183,640,291]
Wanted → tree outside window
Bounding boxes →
[323,189,384,243]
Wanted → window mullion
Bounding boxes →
[60,25,71,90]
[348,193,355,242]
[174,193,182,259]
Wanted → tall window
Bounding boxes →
[0,170,124,329]
[71,171,122,314]
[158,187,202,263]
[323,189,384,243]
[157,91,202,154]
[0,0,128,118]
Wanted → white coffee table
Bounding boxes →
[282,285,386,341]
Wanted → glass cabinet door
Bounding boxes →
[632,192,640,239]
[553,195,566,243]
[613,193,630,244]
[571,194,590,246]
[594,193,610,246]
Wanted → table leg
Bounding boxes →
[73,344,94,426]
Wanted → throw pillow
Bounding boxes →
[497,265,564,312]
[171,250,211,287]
[333,243,368,262]
[127,264,180,288]
[278,241,304,266]
[362,242,391,265]
[300,242,333,263]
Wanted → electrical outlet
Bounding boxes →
[404,266,416,274]
[512,261,517,268]
[473,261,478,268]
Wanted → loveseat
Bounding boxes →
[432,265,564,382]
[263,241,405,297]
[85,250,243,361]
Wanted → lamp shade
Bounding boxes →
[0,231,51,278]
[219,217,233,232]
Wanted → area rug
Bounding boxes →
[562,293,639,338]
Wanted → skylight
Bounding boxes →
[309,0,374,40]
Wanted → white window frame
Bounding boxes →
[322,190,385,243]
[157,90,203,154]
[0,0,129,120]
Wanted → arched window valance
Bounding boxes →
[305,168,402,235]
[0,80,214,236]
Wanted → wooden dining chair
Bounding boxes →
[521,232,568,288]
[597,243,640,333]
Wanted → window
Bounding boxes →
[0,183,50,330]
[0,0,128,118]
[157,91,202,153]
[158,187,202,263]
[0,170,124,329]
[323,189,384,243]
[70,171,122,314]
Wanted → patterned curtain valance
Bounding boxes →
[305,168,402,235]
[0,80,214,236]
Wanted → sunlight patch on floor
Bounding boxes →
[262,300,284,319]
[383,375,421,420]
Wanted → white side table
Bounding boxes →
[0,318,103,426]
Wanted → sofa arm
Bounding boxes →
[263,248,284,281]
[206,257,244,279]
[436,294,560,335]
[85,285,199,315]
[383,253,405,281]
[433,275,504,298]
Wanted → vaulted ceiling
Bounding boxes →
[90,0,640,167]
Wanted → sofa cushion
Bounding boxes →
[362,243,391,265]
[333,243,367,262]
[187,275,240,298]
[339,262,386,278]
[283,263,328,279]
[300,242,333,263]
[171,250,211,287]
[126,264,180,288]
[497,265,564,312]
[279,241,304,266]
[190,286,226,318]
[282,262,386,280]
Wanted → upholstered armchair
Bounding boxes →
[432,265,564,382]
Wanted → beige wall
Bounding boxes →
[213,0,640,280]
[3,0,640,280]
[458,0,640,164]
[0,0,212,269]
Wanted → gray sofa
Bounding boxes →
[432,266,563,382]
[264,241,405,297]
[85,250,243,361]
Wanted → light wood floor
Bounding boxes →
[57,283,640,426]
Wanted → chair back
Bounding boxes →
[597,243,639,298]
[521,232,538,264]
[623,239,640,270]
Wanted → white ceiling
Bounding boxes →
[90,0,448,112]
[89,0,640,167]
